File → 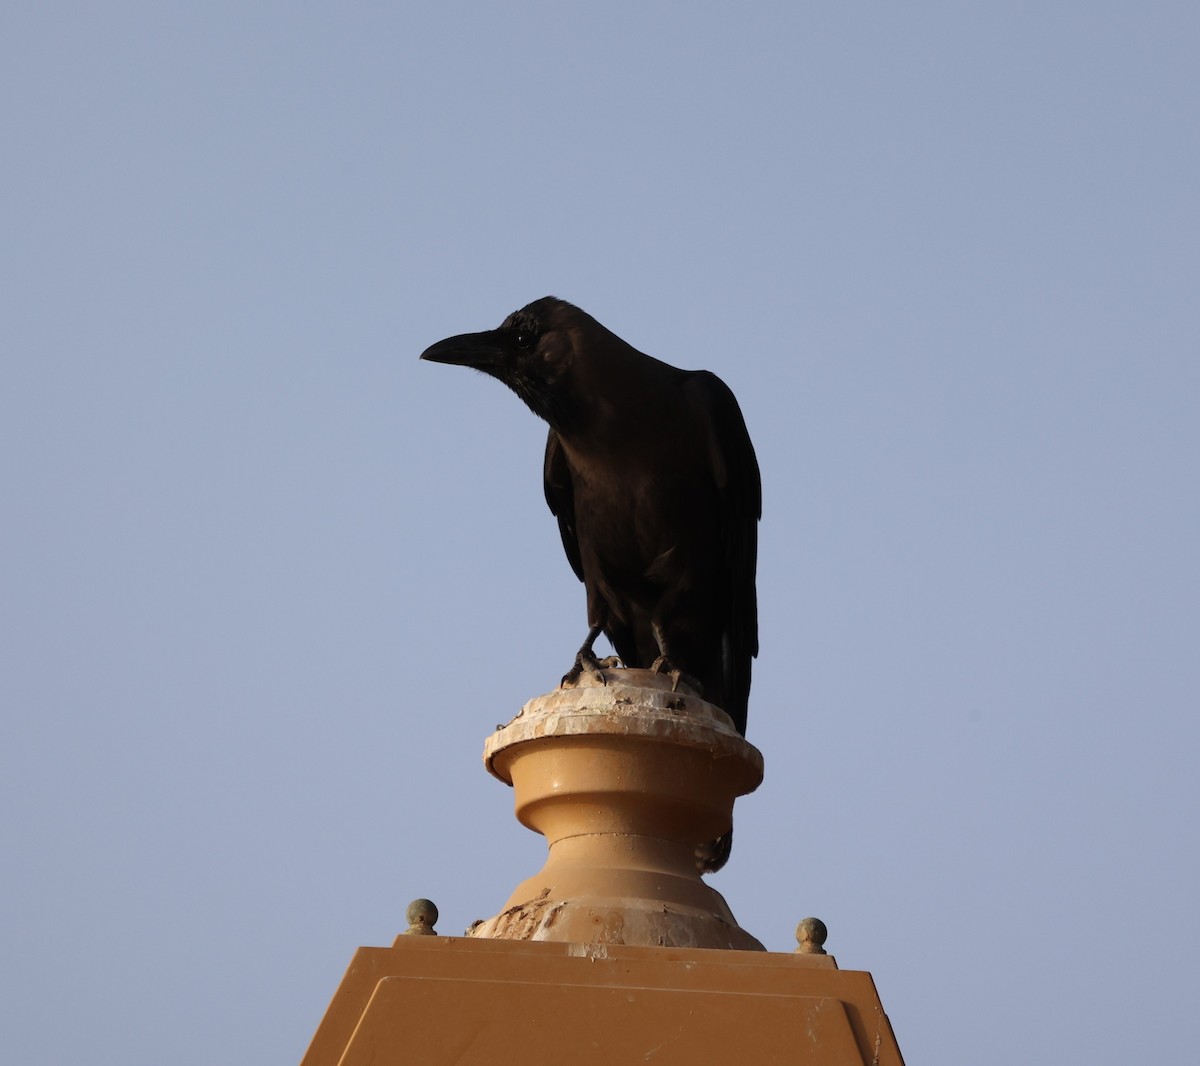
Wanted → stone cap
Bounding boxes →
[484,668,763,793]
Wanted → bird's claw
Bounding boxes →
[650,655,701,696]
[561,649,622,688]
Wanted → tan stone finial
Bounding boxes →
[469,668,765,950]
[403,898,439,936]
[794,916,828,954]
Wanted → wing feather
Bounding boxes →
[543,428,584,582]
[683,371,761,734]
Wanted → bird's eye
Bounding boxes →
[515,331,534,349]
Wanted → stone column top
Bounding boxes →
[484,668,763,790]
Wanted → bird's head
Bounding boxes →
[420,297,587,429]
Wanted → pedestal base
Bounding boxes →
[301,936,905,1066]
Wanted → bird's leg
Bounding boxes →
[560,624,622,687]
[649,621,702,695]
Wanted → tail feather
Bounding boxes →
[696,829,733,873]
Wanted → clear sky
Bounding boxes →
[2,4,1197,1063]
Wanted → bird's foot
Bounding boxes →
[561,649,622,688]
[650,655,702,696]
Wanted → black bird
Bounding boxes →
[420,296,760,733]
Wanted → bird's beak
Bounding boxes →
[420,329,507,369]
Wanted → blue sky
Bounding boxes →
[2,4,1197,1063]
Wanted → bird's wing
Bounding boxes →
[543,428,584,582]
[683,371,761,732]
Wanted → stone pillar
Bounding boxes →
[468,669,764,950]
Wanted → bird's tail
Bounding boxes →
[696,828,733,874]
